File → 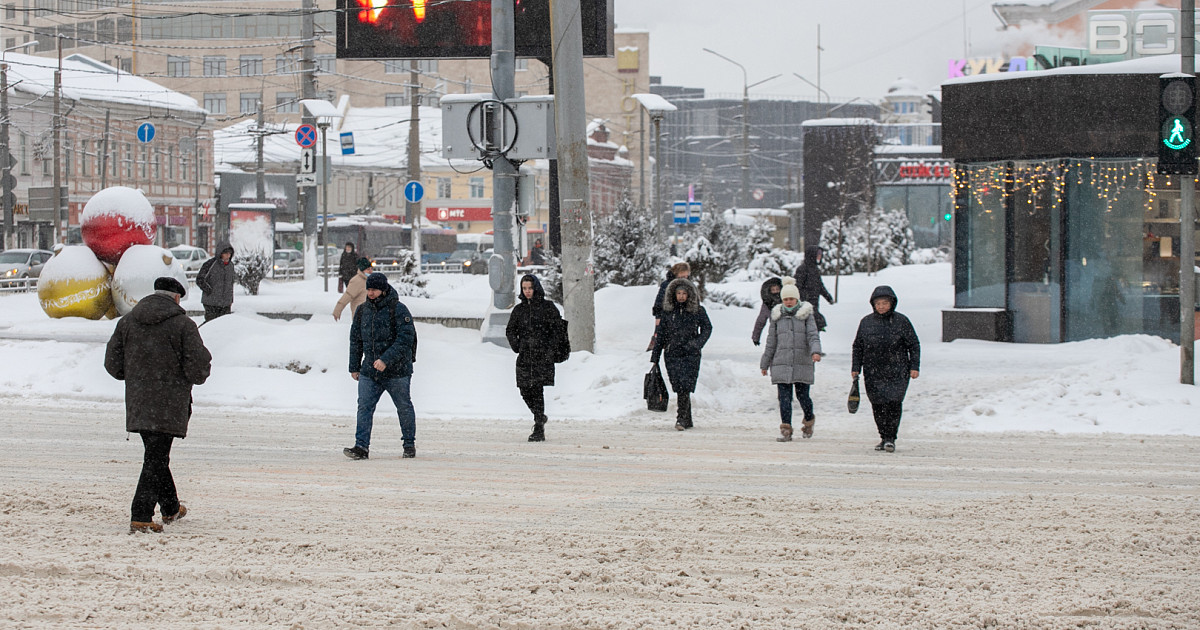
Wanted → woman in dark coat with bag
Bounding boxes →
[506,274,566,442]
[651,277,712,430]
[851,285,920,453]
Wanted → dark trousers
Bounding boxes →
[131,431,179,522]
[519,385,545,419]
[203,304,231,322]
[777,383,814,424]
[871,401,903,441]
[676,392,692,425]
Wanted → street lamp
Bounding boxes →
[793,73,830,112]
[300,98,342,292]
[631,93,677,236]
[701,48,780,208]
[2,41,40,251]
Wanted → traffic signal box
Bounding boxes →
[1158,74,1198,175]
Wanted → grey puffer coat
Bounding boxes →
[759,301,822,384]
[196,243,236,308]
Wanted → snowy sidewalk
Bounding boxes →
[1,402,1198,628]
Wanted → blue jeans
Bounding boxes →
[777,383,814,424]
[355,374,416,451]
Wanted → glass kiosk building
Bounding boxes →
[942,57,1200,343]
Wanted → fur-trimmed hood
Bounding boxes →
[662,278,701,313]
[759,277,783,307]
[771,300,814,322]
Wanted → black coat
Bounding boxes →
[651,278,712,394]
[338,250,358,283]
[851,286,920,404]
[506,274,563,388]
[350,285,417,380]
[794,246,834,306]
[651,270,675,318]
[104,293,212,437]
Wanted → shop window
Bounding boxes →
[956,163,1006,308]
[1009,160,1062,343]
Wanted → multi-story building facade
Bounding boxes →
[2,2,654,209]
[1,51,212,250]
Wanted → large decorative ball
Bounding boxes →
[80,187,157,265]
[111,245,189,316]
[37,246,113,320]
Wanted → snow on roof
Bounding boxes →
[943,54,1194,86]
[631,93,677,113]
[3,52,203,114]
[214,104,467,171]
[886,77,924,97]
[800,118,877,128]
[722,208,789,226]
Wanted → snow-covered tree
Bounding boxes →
[745,247,805,280]
[385,248,429,298]
[691,210,748,280]
[819,206,915,274]
[684,236,721,298]
[234,251,270,296]
[593,195,668,286]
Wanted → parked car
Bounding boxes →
[272,248,304,277]
[0,248,54,285]
[168,245,210,273]
[441,247,489,275]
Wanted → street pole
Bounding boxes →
[320,122,329,292]
[550,0,596,352]
[740,82,750,208]
[53,36,64,245]
[1,59,11,251]
[1182,0,1196,385]
[407,60,423,272]
[638,107,646,209]
[100,109,109,188]
[191,118,203,248]
[255,100,265,203]
[654,113,663,237]
[479,0,519,346]
[300,0,319,280]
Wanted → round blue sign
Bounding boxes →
[136,123,156,144]
[404,180,424,204]
[295,124,317,148]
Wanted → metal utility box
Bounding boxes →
[440,94,556,161]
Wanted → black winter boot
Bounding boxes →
[677,393,693,429]
[528,415,547,442]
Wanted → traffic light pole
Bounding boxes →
[1,59,13,251]
[1182,0,1196,385]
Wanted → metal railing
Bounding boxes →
[0,277,38,294]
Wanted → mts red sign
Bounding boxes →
[426,206,493,222]
[898,162,953,181]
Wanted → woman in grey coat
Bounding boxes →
[759,278,822,441]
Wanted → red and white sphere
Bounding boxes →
[80,187,157,265]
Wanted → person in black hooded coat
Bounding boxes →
[337,242,357,292]
[751,277,783,345]
[851,285,920,453]
[506,274,565,442]
[793,246,834,330]
[651,277,712,430]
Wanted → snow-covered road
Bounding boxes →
[2,402,1198,628]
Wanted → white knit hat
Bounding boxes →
[779,277,800,301]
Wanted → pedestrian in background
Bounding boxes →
[196,242,236,322]
[104,277,211,533]
[649,261,690,351]
[751,277,783,346]
[851,285,920,453]
[529,238,547,266]
[338,242,358,293]
[651,277,712,430]
[506,274,565,442]
[793,246,835,331]
[344,273,419,460]
[333,257,372,321]
[760,278,822,441]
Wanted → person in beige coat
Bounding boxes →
[334,258,372,321]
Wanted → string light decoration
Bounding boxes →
[951,158,1190,215]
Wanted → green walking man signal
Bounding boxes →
[1158,75,1197,175]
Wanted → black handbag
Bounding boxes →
[847,377,861,414]
[554,319,571,363]
[644,363,670,412]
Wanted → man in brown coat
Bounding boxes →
[333,257,372,321]
[105,277,212,533]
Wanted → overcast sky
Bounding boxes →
[613,0,1023,102]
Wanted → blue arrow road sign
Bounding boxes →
[295,124,317,148]
[136,123,155,143]
[404,180,424,204]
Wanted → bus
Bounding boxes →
[324,217,457,262]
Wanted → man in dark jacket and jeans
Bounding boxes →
[196,243,236,321]
[344,273,418,460]
[105,277,212,533]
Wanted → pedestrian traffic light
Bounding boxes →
[1158,74,1197,175]
[943,212,952,221]
[336,0,613,60]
